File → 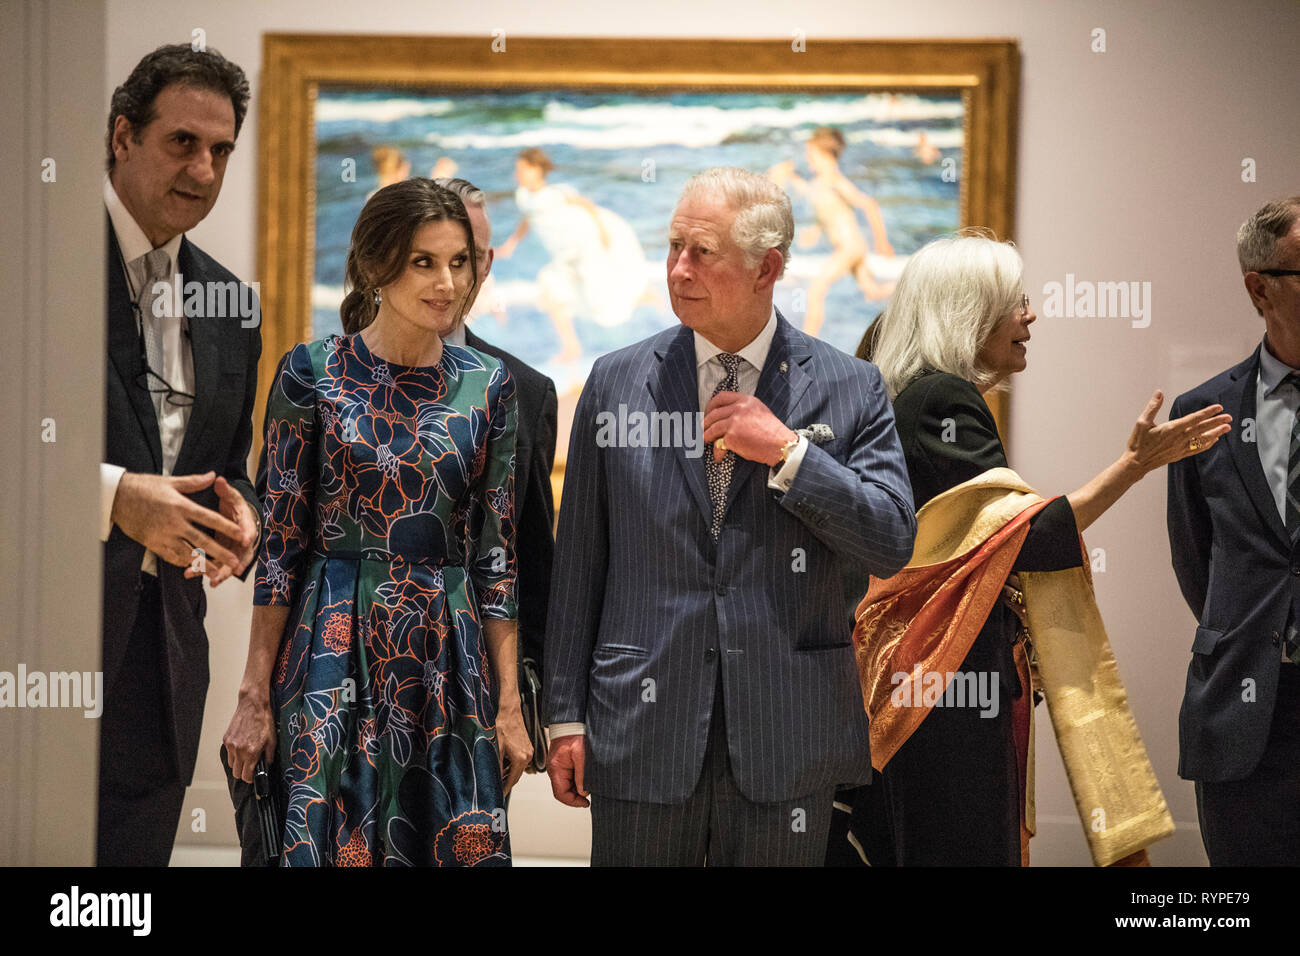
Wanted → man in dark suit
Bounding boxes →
[100,44,261,866]
[434,176,558,768]
[1169,195,1300,865]
[544,167,916,865]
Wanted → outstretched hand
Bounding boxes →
[1124,390,1232,477]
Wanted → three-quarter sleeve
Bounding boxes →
[254,343,318,607]
[471,362,518,621]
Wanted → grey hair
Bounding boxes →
[1237,196,1300,274]
[870,230,1024,399]
[434,176,487,210]
[678,166,793,276]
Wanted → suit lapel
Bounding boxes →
[722,310,813,513]
[649,326,713,527]
[173,239,220,477]
[106,219,162,471]
[1225,347,1290,551]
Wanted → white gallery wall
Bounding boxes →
[2,0,107,866]
[96,0,1300,865]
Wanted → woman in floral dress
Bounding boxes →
[224,179,532,866]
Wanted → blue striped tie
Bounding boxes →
[1287,371,1300,541]
[1286,371,1300,662]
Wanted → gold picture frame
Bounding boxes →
[257,34,1020,473]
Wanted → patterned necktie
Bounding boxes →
[1285,372,1300,662]
[136,247,171,421]
[706,352,742,538]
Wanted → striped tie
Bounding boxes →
[1287,371,1300,541]
[1286,371,1300,663]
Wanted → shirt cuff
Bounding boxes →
[766,434,808,493]
[101,463,126,542]
[549,722,586,739]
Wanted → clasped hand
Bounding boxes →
[702,391,796,466]
[111,470,258,585]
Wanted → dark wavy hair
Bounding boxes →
[340,179,479,335]
[106,43,250,171]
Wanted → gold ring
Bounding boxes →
[1188,438,1200,451]
[716,437,728,455]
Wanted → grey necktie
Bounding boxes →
[136,247,171,421]
[706,352,742,538]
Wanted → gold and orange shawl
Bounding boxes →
[854,468,1174,867]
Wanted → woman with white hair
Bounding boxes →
[832,231,1231,866]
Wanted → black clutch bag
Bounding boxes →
[518,657,548,773]
[220,745,282,867]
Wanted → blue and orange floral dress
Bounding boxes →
[254,332,517,866]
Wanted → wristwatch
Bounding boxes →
[777,433,801,465]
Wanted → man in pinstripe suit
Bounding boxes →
[544,167,916,865]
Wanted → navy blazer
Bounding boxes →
[1168,345,1297,782]
[104,221,261,786]
[545,310,916,803]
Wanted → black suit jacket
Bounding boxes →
[464,327,558,676]
[892,371,1082,692]
[104,220,261,786]
[1168,347,1297,782]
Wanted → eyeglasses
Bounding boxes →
[130,299,195,408]
[1017,293,1030,318]
[1258,269,1300,278]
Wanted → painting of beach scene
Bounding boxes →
[312,87,964,449]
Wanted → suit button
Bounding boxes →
[705,648,717,662]
[1292,568,1300,577]
[1273,631,1282,646]
[715,585,727,596]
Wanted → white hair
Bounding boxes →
[870,231,1024,399]
[678,166,793,276]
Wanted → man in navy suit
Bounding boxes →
[544,167,916,865]
[100,44,261,865]
[1169,195,1300,865]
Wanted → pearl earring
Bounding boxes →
[373,288,383,305]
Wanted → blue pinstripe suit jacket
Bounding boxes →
[544,311,916,803]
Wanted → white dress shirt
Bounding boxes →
[101,175,192,575]
[1256,336,1300,523]
[550,307,808,740]
[1255,336,1300,661]
[442,322,468,347]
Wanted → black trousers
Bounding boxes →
[1195,663,1300,866]
[591,673,834,866]
[829,612,1022,867]
[96,576,186,866]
